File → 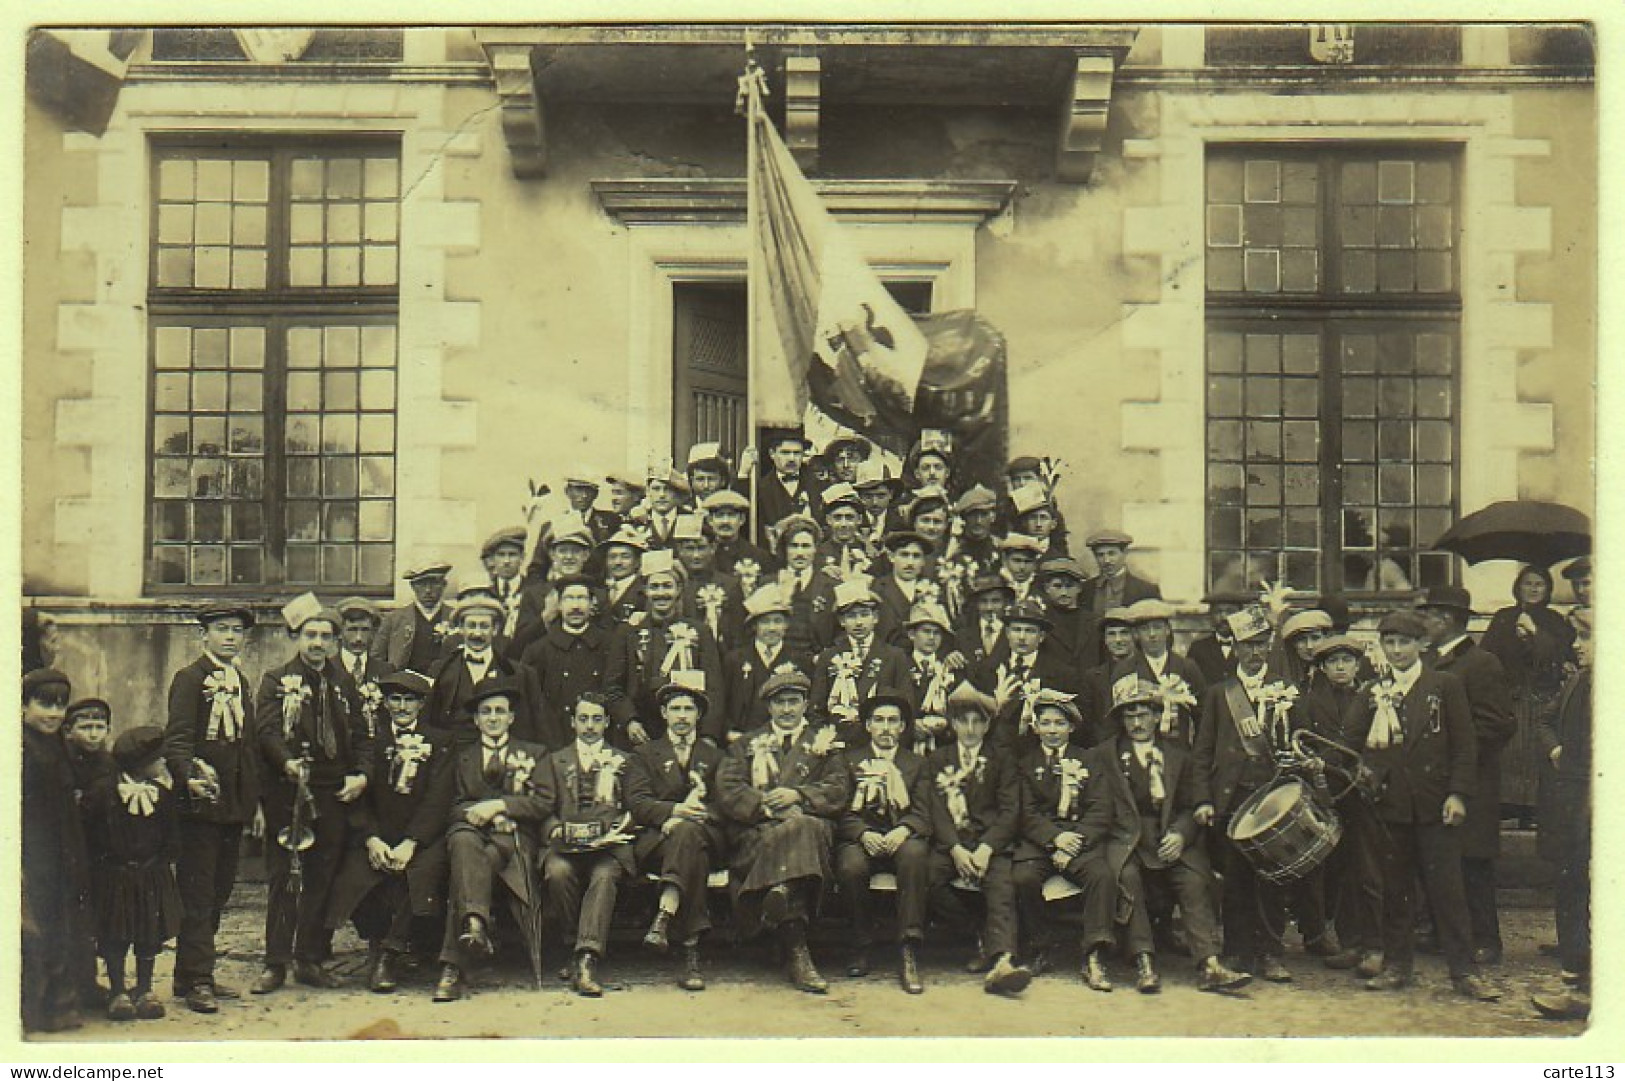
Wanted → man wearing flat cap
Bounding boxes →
[946,485,1002,581]
[1037,557,1103,674]
[374,562,455,674]
[715,667,851,994]
[1110,599,1207,746]
[811,578,912,749]
[424,593,545,747]
[717,585,813,744]
[478,526,529,640]
[1418,585,1515,966]
[433,677,551,1003]
[251,595,374,995]
[835,689,933,993]
[1079,529,1162,616]
[703,488,779,588]
[511,516,607,657]
[162,603,259,1012]
[1358,610,1495,1001]
[625,679,728,991]
[325,670,454,993]
[671,513,748,649]
[335,597,391,738]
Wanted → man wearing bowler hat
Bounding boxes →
[163,602,259,1013]
[757,429,821,545]
[1079,529,1162,616]
[835,689,933,993]
[374,562,455,674]
[974,598,1083,751]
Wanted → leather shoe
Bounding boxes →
[133,992,166,1020]
[787,943,829,994]
[1197,956,1251,993]
[984,953,1033,997]
[369,949,399,993]
[679,944,705,992]
[1135,953,1162,995]
[432,964,464,1003]
[292,960,342,989]
[1083,949,1113,992]
[1531,988,1590,1020]
[1364,970,1413,992]
[644,910,672,954]
[1323,948,1363,970]
[1453,974,1501,1001]
[210,982,241,1000]
[1355,951,1385,979]
[573,950,604,998]
[458,915,494,959]
[899,942,924,995]
[963,939,994,974]
[846,948,872,978]
[106,992,137,1022]
[1026,948,1053,978]
[1258,955,1293,983]
[1304,931,1340,957]
[250,965,286,995]
[1472,945,1503,966]
[183,984,218,1014]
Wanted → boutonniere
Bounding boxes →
[201,669,245,742]
[1425,692,1442,734]
[696,583,728,637]
[277,673,312,739]
[1055,757,1089,818]
[812,595,829,613]
[432,618,454,640]
[358,680,383,724]
[806,726,842,758]
[936,758,983,830]
[851,758,909,812]
[827,653,864,723]
[589,752,626,804]
[735,558,763,596]
[741,659,753,678]
[391,731,431,792]
[628,611,649,628]
[749,731,781,789]
[661,622,699,676]
[504,749,537,793]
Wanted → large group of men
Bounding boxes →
[20,430,1593,1033]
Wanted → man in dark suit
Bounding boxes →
[1036,557,1102,672]
[811,579,911,748]
[432,678,551,1003]
[1192,605,1293,983]
[626,680,728,991]
[519,576,620,750]
[672,514,748,649]
[479,526,529,641]
[973,599,1084,751]
[424,595,545,747]
[901,602,965,756]
[1079,607,1138,747]
[372,563,454,674]
[1085,678,1251,994]
[923,683,1032,996]
[1532,634,1591,1020]
[1187,592,1249,686]
[251,595,374,995]
[955,574,1014,670]
[717,585,811,744]
[606,554,724,748]
[1417,585,1516,965]
[324,669,454,993]
[335,597,393,737]
[1360,611,1498,1001]
[873,531,939,648]
[599,527,649,627]
[756,430,821,546]
[704,489,779,588]
[162,603,259,1013]
[537,693,636,997]
[510,518,604,656]
[1110,599,1207,746]
[834,690,933,994]
[1078,529,1162,616]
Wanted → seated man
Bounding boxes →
[539,692,636,998]
[715,668,852,994]
[924,682,1032,997]
[1011,692,1118,989]
[625,679,728,991]
[326,670,455,993]
[433,678,550,1003]
[1086,677,1251,995]
[834,690,933,994]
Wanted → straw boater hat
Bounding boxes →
[547,515,593,550]
[464,676,521,713]
[821,482,864,513]
[1100,605,1136,630]
[282,592,341,634]
[854,459,904,493]
[998,533,1046,556]
[1123,598,1177,625]
[686,442,727,471]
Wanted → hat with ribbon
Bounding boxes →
[833,577,879,613]
[598,525,649,553]
[564,468,600,489]
[904,602,955,634]
[1225,605,1274,643]
[656,671,710,714]
[282,592,341,634]
[1107,674,1160,717]
[379,669,433,697]
[1005,456,1043,479]
[954,484,998,516]
[1032,687,1082,727]
[480,526,527,560]
[112,725,166,774]
[744,584,792,623]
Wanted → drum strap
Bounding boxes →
[1224,681,1272,761]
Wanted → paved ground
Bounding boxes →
[30,880,1584,1043]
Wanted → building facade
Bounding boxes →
[22,24,1596,705]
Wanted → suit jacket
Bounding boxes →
[1084,736,1208,877]
[954,613,1008,671]
[1015,743,1110,861]
[1186,634,1236,687]
[779,567,839,657]
[715,724,852,830]
[1192,668,1295,820]
[424,649,547,747]
[1108,651,1208,745]
[519,622,620,749]
[757,470,822,545]
[446,736,550,901]
[681,568,747,650]
[873,575,945,650]
[335,649,393,736]
[253,656,373,789]
[1300,679,1371,753]
[1079,571,1162,615]
[1361,666,1476,826]
[837,747,931,844]
[602,575,648,627]
[922,742,1020,854]
[605,615,724,743]
[626,735,726,828]
[713,537,781,585]
[811,635,912,738]
[1078,658,1133,750]
[717,642,812,743]
[348,722,456,847]
[970,645,1085,746]
[1042,602,1103,673]
[164,653,260,823]
[373,603,453,673]
[1537,668,1591,787]
[508,580,612,660]
[537,743,636,872]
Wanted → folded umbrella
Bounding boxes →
[1431,500,1590,567]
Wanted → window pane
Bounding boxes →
[228,459,263,500]
[1379,464,1413,505]
[359,545,394,586]
[1343,379,1376,418]
[321,544,357,585]
[1283,380,1318,417]
[1208,376,1243,416]
[1244,206,1282,247]
[286,545,320,584]
[358,501,394,542]
[324,502,358,542]
[1248,464,1281,504]
[286,501,321,541]
[1284,465,1319,505]
[1246,422,1281,462]
[231,503,264,542]
[358,414,394,453]
[1284,508,1318,546]
[325,326,361,367]
[1246,509,1282,548]
[324,371,358,411]
[359,457,395,497]
[361,326,396,368]
[1344,465,1375,504]
[154,416,189,455]
[193,502,225,542]
[286,415,319,454]
[1209,462,1246,503]
[1282,551,1319,591]
[287,372,321,411]
[1417,421,1453,462]
[153,503,187,542]
[1244,160,1281,203]
[1343,508,1375,548]
[1210,507,1242,547]
[324,458,359,498]
[229,546,264,585]
[1283,420,1318,462]
[323,414,358,454]
[1246,377,1281,418]
[287,458,320,497]
[1244,250,1280,293]
[191,546,226,586]
[1244,335,1280,374]
[1208,334,1243,374]
[1208,421,1243,461]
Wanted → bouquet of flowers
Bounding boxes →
[1054,757,1090,818]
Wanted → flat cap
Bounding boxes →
[402,561,452,582]
[480,526,527,560]
[379,669,432,697]
[547,514,593,550]
[744,584,792,622]
[65,697,112,723]
[1562,557,1592,582]
[1311,635,1366,663]
[1108,675,1160,715]
[336,596,382,623]
[998,533,1047,555]
[1124,598,1177,625]
[702,489,751,514]
[759,665,812,701]
[112,725,166,773]
[1038,557,1089,583]
[599,525,650,553]
[954,484,998,515]
[1085,528,1134,549]
[1005,456,1043,477]
[451,593,505,622]
[197,603,256,628]
[945,681,998,718]
[967,574,1016,600]
[1280,609,1335,640]
[21,667,71,697]
[1004,598,1053,630]
[656,673,709,714]
[1377,610,1429,639]
[820,482,864,512]
[1099,606,1136,629]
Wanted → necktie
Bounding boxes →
[673,738,691,768]
[482,743,505,782]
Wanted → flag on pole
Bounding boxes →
[742,62,930,445]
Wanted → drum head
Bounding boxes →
[1230,780,1304,841]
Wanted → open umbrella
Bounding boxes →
[1431,500,1591,567]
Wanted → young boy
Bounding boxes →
[62,698,116,1008]
[902,603,964,756]
[163,603,259,1013]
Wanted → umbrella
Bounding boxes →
[501,833,548,990]
[1431,500,1591,567]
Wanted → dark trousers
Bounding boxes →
[1461,857,1501,950]
[543,850,625,956]
[173,818,243,989]
[1123,858,1222,963]
[1378,820,1476,978]
[643,821,716,944]
[439,827,526,968]
[1012,851,1116,953]
[1324,795,1384,952]
[351,877,416,953]
[929,850,1018,958]
[834,837,930,944]
[1287,865,1329,947]
[1553,781,1590,979]
[1214,829,1286,963]
[263,785,346,966]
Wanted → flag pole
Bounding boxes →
[739,40,763,545]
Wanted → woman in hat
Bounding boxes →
[1480,564,1578,820]
[774,515,838,658]
[82,726,184,1021]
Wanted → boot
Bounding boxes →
[369,945,399,993]
[1532,987,1591,1020]
[678,942,706,992]
[1257,955,1293,983]
[293,960,342,989]
[1364,968,1414,992]
[984,952,1033,996]
[1135,952,1162,994]
[432,964,464,1003]
[250,964,286,995]
[573,950,604,998]
[1197,956,1252,993]
[458,914,494,959]
[899,941,924,995]
[1452,974,1501,1002]
[133,992,166,1020]
[644,909,672,953]
[783,921,828,994]
[1355,950,1385,979]
[183,984,219,1014]
[1083,948,1113,992]
[1323,947,1363,970]
[846,946,872,978]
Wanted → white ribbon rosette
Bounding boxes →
[358,680,384,735]
[117,774,167,817]
[807,726,842,758]
[278,674,312,743]
[588,751,625,805]
[1054,757,1090,819]
[504,749,537,794]
[696,583,728,638]
[1366,680,1405,749]
[734,558,763,598]
[1155,674,1198,738]
[202,668,245,742]
[1257,681,1301,749]
[828,653,864,724]
[390,731,431,794]
[851,758,911,813]
[660,622,699,677]
[936,757,983,832]
[749,731,781,790]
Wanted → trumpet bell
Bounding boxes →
[278,826,316,852]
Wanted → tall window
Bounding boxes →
[1204,145,1460,595]
[147,140,400,592]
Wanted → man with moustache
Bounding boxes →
[423,594,545,746]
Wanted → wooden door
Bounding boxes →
[672,282,748,461]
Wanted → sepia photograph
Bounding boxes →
[15,14,1601,1047]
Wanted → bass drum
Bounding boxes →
[1227,778,1343,884]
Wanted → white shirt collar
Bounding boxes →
[1391,662,1424,694]
[1144,652,1168,679]
[959,742,984,770]
[203,649,240,675]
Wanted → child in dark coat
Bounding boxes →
[82,726,183,1021]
